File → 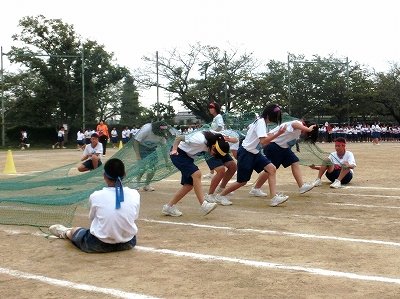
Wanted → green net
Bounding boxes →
[0,115,330,227]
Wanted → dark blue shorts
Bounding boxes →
[263,142,299,169]
[170,148,199,185]
[236,146,271,183]
[82,159,102,170]
[205,154,234,170]
[326,169,353,184]
[111,137,118,144]
[71,228,136,253]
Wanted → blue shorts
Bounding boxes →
[111,137,118,144]
[71,228,136,253]
[236,146,271,183]
[205,153,234,170]
[263,142,299,169]
[170,148,199,185]
[326,169,353,184]
[82,159,102,170]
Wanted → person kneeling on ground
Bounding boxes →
[49,158,140,253]
[77,133,103,172]
[310,137,357,188]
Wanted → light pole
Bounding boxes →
[1,46,5,147]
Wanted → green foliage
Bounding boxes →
[6,15,130,130]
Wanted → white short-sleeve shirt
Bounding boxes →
[241,118,268,154]
[89,187,140,244]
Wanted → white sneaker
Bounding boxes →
[162,204,182,216]
[49,224,71,239]
[201,201,218,215]
[215,194,233,206]
[216,186,234,195]
[249,188,268,197]
[330,179,342,189]
[143,185,155,191]
[204,193,217,203]
[299,182,314,194]
[270,194,289,207]
[52,145,55,149]
[202,173,214,180]
[313,178,322,187]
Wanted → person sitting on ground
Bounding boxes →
[77,133,103,172]
[310,137,357,188]
[49,158,140,253]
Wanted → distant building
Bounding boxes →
[174,111,202,125]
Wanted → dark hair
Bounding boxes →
[152,121,170,137]
[203,131,230,159]
[261,103,282,124]
[302,121,319,144]
[208,102,221,114]
[335,137,346,144]
[104,158,126,181]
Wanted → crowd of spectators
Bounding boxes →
[317,122,400,143]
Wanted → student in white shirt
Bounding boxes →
[311,137,356,188]
[162,130,233,216]
[49,158,140,253]
[78,133,103,172]
[263,119,317,194]
[216,104,289,207]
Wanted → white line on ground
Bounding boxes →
[322,192,400,199]
[0,267,159,299]
[136,246,400,285]
[2,228,400,287]
[141,219,400,248]
[327,203,400,209]
[345,186,400,191]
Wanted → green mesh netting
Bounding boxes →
[0,115,330,227]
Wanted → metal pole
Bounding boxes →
[1,46,5,147]
[156,51,159,120]
[287,54,291,115]
[346,56,350,125]
[224,51,227,107]
[81,45,85,129]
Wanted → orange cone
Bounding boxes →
[3,150,17,174]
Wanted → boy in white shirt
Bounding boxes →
[78,133,103,172]
[311,137,356,188]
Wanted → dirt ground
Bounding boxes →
[0,142,399,298]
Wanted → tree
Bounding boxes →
[374,65,400,124]
[7,15,128,127]
[119,75,142,126]
[135,43,260,122]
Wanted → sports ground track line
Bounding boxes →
[0,266,159,299]
[1,228,400,287]
[140,219,400,248]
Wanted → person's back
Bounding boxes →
[89,186,139,243]
[49,158,140,253]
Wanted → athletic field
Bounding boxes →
[0,142,399,298]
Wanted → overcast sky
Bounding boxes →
[1,0,399,109]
